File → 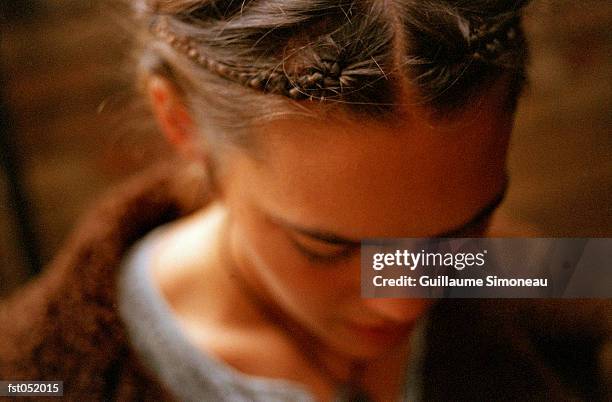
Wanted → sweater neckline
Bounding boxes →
[117,224,425,402]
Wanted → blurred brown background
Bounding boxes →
[1,1,611,296]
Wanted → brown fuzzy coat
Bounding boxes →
[0,163,610,401]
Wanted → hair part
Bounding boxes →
[132,0,531,143]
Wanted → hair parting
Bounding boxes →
[131,0,531,139]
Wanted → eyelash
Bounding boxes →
[287,236,357,265]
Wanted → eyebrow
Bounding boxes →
[435,179,508,238]
[273,178,509,244]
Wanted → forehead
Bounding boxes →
[230,101,512,238]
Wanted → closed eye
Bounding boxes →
[286,231,359,265]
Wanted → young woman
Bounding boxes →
[1,1,609,401]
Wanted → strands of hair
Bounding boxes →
[151,15,389,102]
[132,0,531,131]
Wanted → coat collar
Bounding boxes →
[0,161,210,388]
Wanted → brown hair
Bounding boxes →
[132,0,530,141]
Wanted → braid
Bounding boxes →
[468,13,525,67]
[152,16,362,101]
[135,0,532,126]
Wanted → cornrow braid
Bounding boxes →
[400,1,529,112]
[134,0,531,130]
[467,13,525,67]
[151,16,361,101]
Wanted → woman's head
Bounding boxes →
[134,0,530,139]
[133,0,531,358]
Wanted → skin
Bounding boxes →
[147,75,514,401]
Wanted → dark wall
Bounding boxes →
[0,1,170,296]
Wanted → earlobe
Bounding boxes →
[147,75,198,155]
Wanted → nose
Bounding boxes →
[360,298,432,324]
[346,255,432,324]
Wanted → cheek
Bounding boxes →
[229,198,351,325]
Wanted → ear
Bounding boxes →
[147,75,203,160]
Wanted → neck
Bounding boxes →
[154,203,414,400]
[217,209,413,398]
[217,211,359,383]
